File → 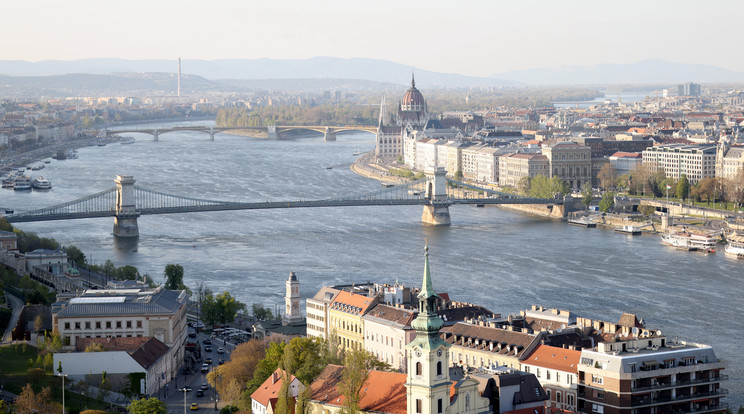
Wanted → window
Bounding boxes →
[136,320,142,328]
[437,361,442,376]
[116,321,122,328]
[96,321,101,329]
[416,399,422,414]
[547,370,551,380]
[64,322,70,330]
[438,398,443,414]
[416,362,422,376]
[106,321,112,328]
[592,375,604,385]
[85,322,91,329]
[596,392,604,399]
[126,321,132,328]
[75,322,81,329]
[537,368,541,378]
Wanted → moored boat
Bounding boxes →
[32,176,52,190]
[568,216,597,228]
[120,136,135,144]
[13,175,32,191]
[661,230,718,252]
[724,233,744,259]
[615,224,642,235]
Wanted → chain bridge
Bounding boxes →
[4,168,561,237]
[105,124,377,141]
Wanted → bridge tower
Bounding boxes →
[421,167,451,226]
[113,175,140,238]
[323,127,336,142]
[267,125,278,140]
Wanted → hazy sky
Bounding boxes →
[3,0,742,77]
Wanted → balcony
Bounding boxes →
[632,375,729,393]
[631,389,728,408]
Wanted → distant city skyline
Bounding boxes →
[3,0,744,78]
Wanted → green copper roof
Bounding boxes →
[410,243,444,336]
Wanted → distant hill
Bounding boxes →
[0,57,518,89]
[493,59,744,85]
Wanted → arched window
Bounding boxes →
[437,361,442,376]
[556,392,562,403]
[465,393,470,410]
[416,362,422,376]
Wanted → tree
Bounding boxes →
[676,174,690,202]
[208,340,269,405]
[453,170,463,181]
[338,349,372,414]
[163,264,185,290]
[580,182,593,208]
[528,175,552,198]
[64,245,86,265]
[550,176,570,197]
[194,282,213,322]
[214,291,246,325]
[517,176,531,196]
[598,192,615,213]
[597,163,617,190]
[14,384,59,414]
[252,303,274,321]
[639,205,656,217]
[127,397,168,414]
[274,346,295,414]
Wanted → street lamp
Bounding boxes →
[183,387,188,414]
[57,362,66,414]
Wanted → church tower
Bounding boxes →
[406,244,451,414]
[283,271,303,325]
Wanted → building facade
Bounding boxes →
[542,140,592,189]
[499,153,550,187]
[642,144,717,183]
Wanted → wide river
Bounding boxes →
[3,122,743,405]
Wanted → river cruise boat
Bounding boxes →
[32,176,52,190]
[2,176,15,188]
[725,233,744,259]
[120,136,135,144]
[13,175,32,191]
[568,216,597,228]
[660,230,717,252]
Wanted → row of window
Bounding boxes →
[523,365,575,385]
[63,320,142,330]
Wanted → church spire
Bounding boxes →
[411,242,444,334]
[378,93,387,128]
[420,242,436,300]
[411,71,416,88]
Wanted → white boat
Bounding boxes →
[13,175,32,191]
[2,176,15,188]
[27,162,44,170]
[43,158,52,164]
[67,150,79,159]
[568,216,597,228]
[32,176,52,190]
[120,136,135,145]
[724,233,744,259]
[615,224,643,235]
[660,230,717,252]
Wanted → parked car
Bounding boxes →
[188,331,197,338]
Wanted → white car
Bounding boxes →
[201,363,209,373]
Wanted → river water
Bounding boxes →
[3,122,743,405]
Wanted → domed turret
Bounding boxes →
[398,73,428,126]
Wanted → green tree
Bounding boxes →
[338,349,373,414]
[194,282,213,323]
[252,303,274,321]
[163,264,185,290]
[214,291,246,325]
[676,174,690,201]
[580,182,593,208]
[528,175,552,198]
[598,192,615,213]
[517,176,531,196]
[127,397,167,414]
[64,245,86,265]
[550,176,570,196]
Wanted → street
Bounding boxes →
[161,328,234,413]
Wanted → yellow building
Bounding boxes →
[327,291,378,351]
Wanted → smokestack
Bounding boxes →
[177,57,181,97]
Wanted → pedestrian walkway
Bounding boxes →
[2,289,24,343]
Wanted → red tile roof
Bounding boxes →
[251,368,298,408]
[329,291,377,316]
[309,365,408,414]
[522,344,580,373]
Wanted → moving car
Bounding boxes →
[205,357,212,364]
[190,403,199,410]
[196,389,204,397]
[216,347,224,354]
[204,345,212,352]
[203,338,211,345]
[201,363,209,373]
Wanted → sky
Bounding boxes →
[3,0,743,77]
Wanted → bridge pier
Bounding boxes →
[153,130,159,142]
[323,127,336,142]
[268,125,278,140]
[113,175,140,238]
[209,127,215,141]
[421,167,451,226]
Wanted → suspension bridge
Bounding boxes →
[3,168,562,237]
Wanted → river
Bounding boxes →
[3,122,743,405]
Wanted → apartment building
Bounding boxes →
[542,140,593,189]
[305,286,341,339]
[642,144,716,183]
[522,344,581,412]
[577,336,726,414]
[327,290,378,351]
[362,303,416,372]
[499,153,549,187]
